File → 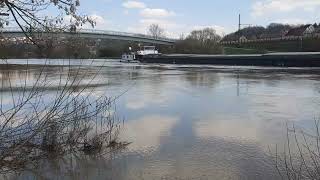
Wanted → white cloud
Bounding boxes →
[63,14,111,30]
[140,8,176,18]
[122,1,178,36]
[122,1,146,9]
[272,18,308,25]
[252,0,320,17]
[123,2,227,38]
[127,21,231,38]
[127,18,181,37]
[89,14,107,25]
[87,14,110,29]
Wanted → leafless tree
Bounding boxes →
[271,121,320,180]
[178,33,185,41]
[170,27,223,54]
[187,28,221,45]
[0,0,94,44]
[148,24,165,39]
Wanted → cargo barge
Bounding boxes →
[138,52,320,67]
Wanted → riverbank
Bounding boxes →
[139,52,320,67]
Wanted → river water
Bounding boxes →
[1,59,320,180]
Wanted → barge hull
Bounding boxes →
[139,53,320,67]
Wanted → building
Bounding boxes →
[285,24,315,37]
[239,35,247,42]
[315,25,320,34]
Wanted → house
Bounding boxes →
[239,35,247,42]
[285,24,315,37]
[315,25,320,34]
[304,25,315,35]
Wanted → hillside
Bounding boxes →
[222,23,320,42]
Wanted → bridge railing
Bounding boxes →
[78,29,175,42]
[0,27,176,42]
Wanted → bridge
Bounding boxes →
[0,28,176,45]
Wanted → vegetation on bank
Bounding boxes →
[161,28,223,54]
[222,23,320,53]
[4,23,320,59]
[0,27,223,59]
[0,0,129,175]
[0,38,142,59]
[0,62,128,174]
[271,121,320,180]
[222,23,320,42]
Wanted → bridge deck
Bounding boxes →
[0,28,176,45]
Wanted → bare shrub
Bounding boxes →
[271,121,320,180]
[0,59,128,174]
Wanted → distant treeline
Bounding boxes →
[160,28,223,55]
[0,27,224,59]
[3,23,320,59]
[222,23,320,42]
[221,23,320,52]
[0,38,145,59]
[1,38,94,59]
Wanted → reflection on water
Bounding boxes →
[2,60,320,179]
[119,115,179,152]
[195,114,259,140]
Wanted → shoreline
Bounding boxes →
[139,52,320,67]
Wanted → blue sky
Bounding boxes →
[74,0,320,37]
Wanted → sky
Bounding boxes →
[70,0,320,37]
